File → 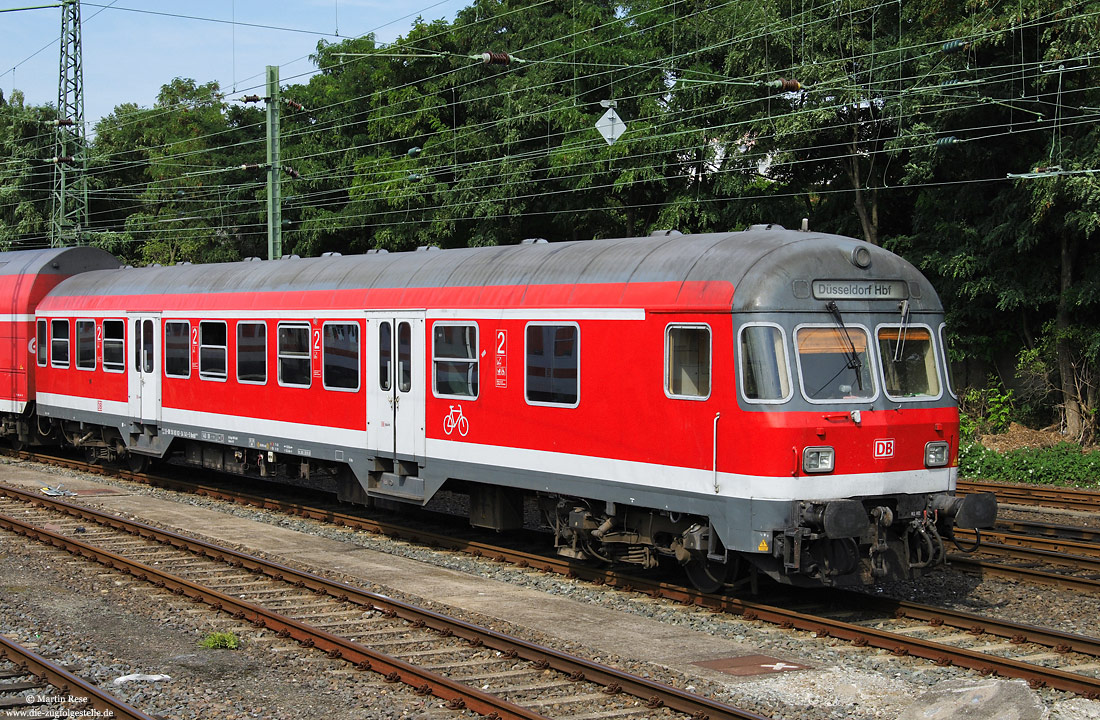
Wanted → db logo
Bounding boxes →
[873,439,895,459]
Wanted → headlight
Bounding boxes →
[925,441,950,468]
[803,446,835,473]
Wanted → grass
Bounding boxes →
[198,631,241,650]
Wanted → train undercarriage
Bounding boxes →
[5,414,996,593]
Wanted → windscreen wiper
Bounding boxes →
[893,299,910,362]
[825,301,864,392]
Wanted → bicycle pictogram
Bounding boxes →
[443,404,469,437]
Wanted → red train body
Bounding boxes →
[0,228,996,590]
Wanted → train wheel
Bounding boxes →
[684,553,731,594]
[84,447,99,465]
[9,437,24,452]
[127,453,149,473]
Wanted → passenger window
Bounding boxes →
[278,322,311,387]
[102,320,124,372]
[378,322,392,392]
[236,322,267,384]
[877,326,941,400]
[433,323,478,398]
[666,325,710,398]
[164,321,190,378]
[50,319,69,368]
[36,319,47,366]
[323,322,360,391]
[199,321,227,380]
[525,324,578,406]
[739,324,792,402]
[76,320,96,370]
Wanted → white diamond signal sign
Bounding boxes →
[595,108,626,146]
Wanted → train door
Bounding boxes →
[127,313,161,424]
[365,312,425,464]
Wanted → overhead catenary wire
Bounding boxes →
[2,0,1093,248]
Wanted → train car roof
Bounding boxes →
[0,246,120,278]
[0,246,121,314]
[39,227,942,313]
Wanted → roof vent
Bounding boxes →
[243,257,262,262]
[365,249,389,254]
[748,223,786,231]
[176,261,192,266]
[321,251,343,257]
[521,237,548,244]
[280,254,301,260]
[650,229,682,237]
[415,245,440,252]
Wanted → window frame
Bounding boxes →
[431,321,479,400]
[939,323,957,399]
[277,321,312,389]
[50,319,70,369]
[75,319,96,371]
[793,322,880,405]
[36,319,47,367]
[875,322,943,403]
[235,321,267,385]
[198,320,228,382]
[101,319,125,373]
[163,320,191,379]
[523,321,580,408]
[737,322,794,405]
[664,323,713,401]
[322,321,361,392]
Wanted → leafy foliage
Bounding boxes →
[198,631,241,650]
[959,442,1100,488]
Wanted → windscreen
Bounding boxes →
[878,327,941,399]
[796,326,875,401]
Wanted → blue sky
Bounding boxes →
[1,1,469,128]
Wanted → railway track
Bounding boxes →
[0,633,157,720]
[0,481,768,720]
[8,452,1100,697]
[958,479,1100,513]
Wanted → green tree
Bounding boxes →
[0,90,54,249]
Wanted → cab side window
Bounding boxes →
[666,325,710,399]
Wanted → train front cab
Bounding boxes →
[724,277,996,587]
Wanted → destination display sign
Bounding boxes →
[812,279,909,300]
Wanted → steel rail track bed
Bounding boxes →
[0,481,769,720]
[958,480,1100,514]
[0,634,157,720]
[9,452,1100,697]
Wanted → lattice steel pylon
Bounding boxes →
[51,0,88,247]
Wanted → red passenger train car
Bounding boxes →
[0,247,121,440]
[2,227,996,591]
